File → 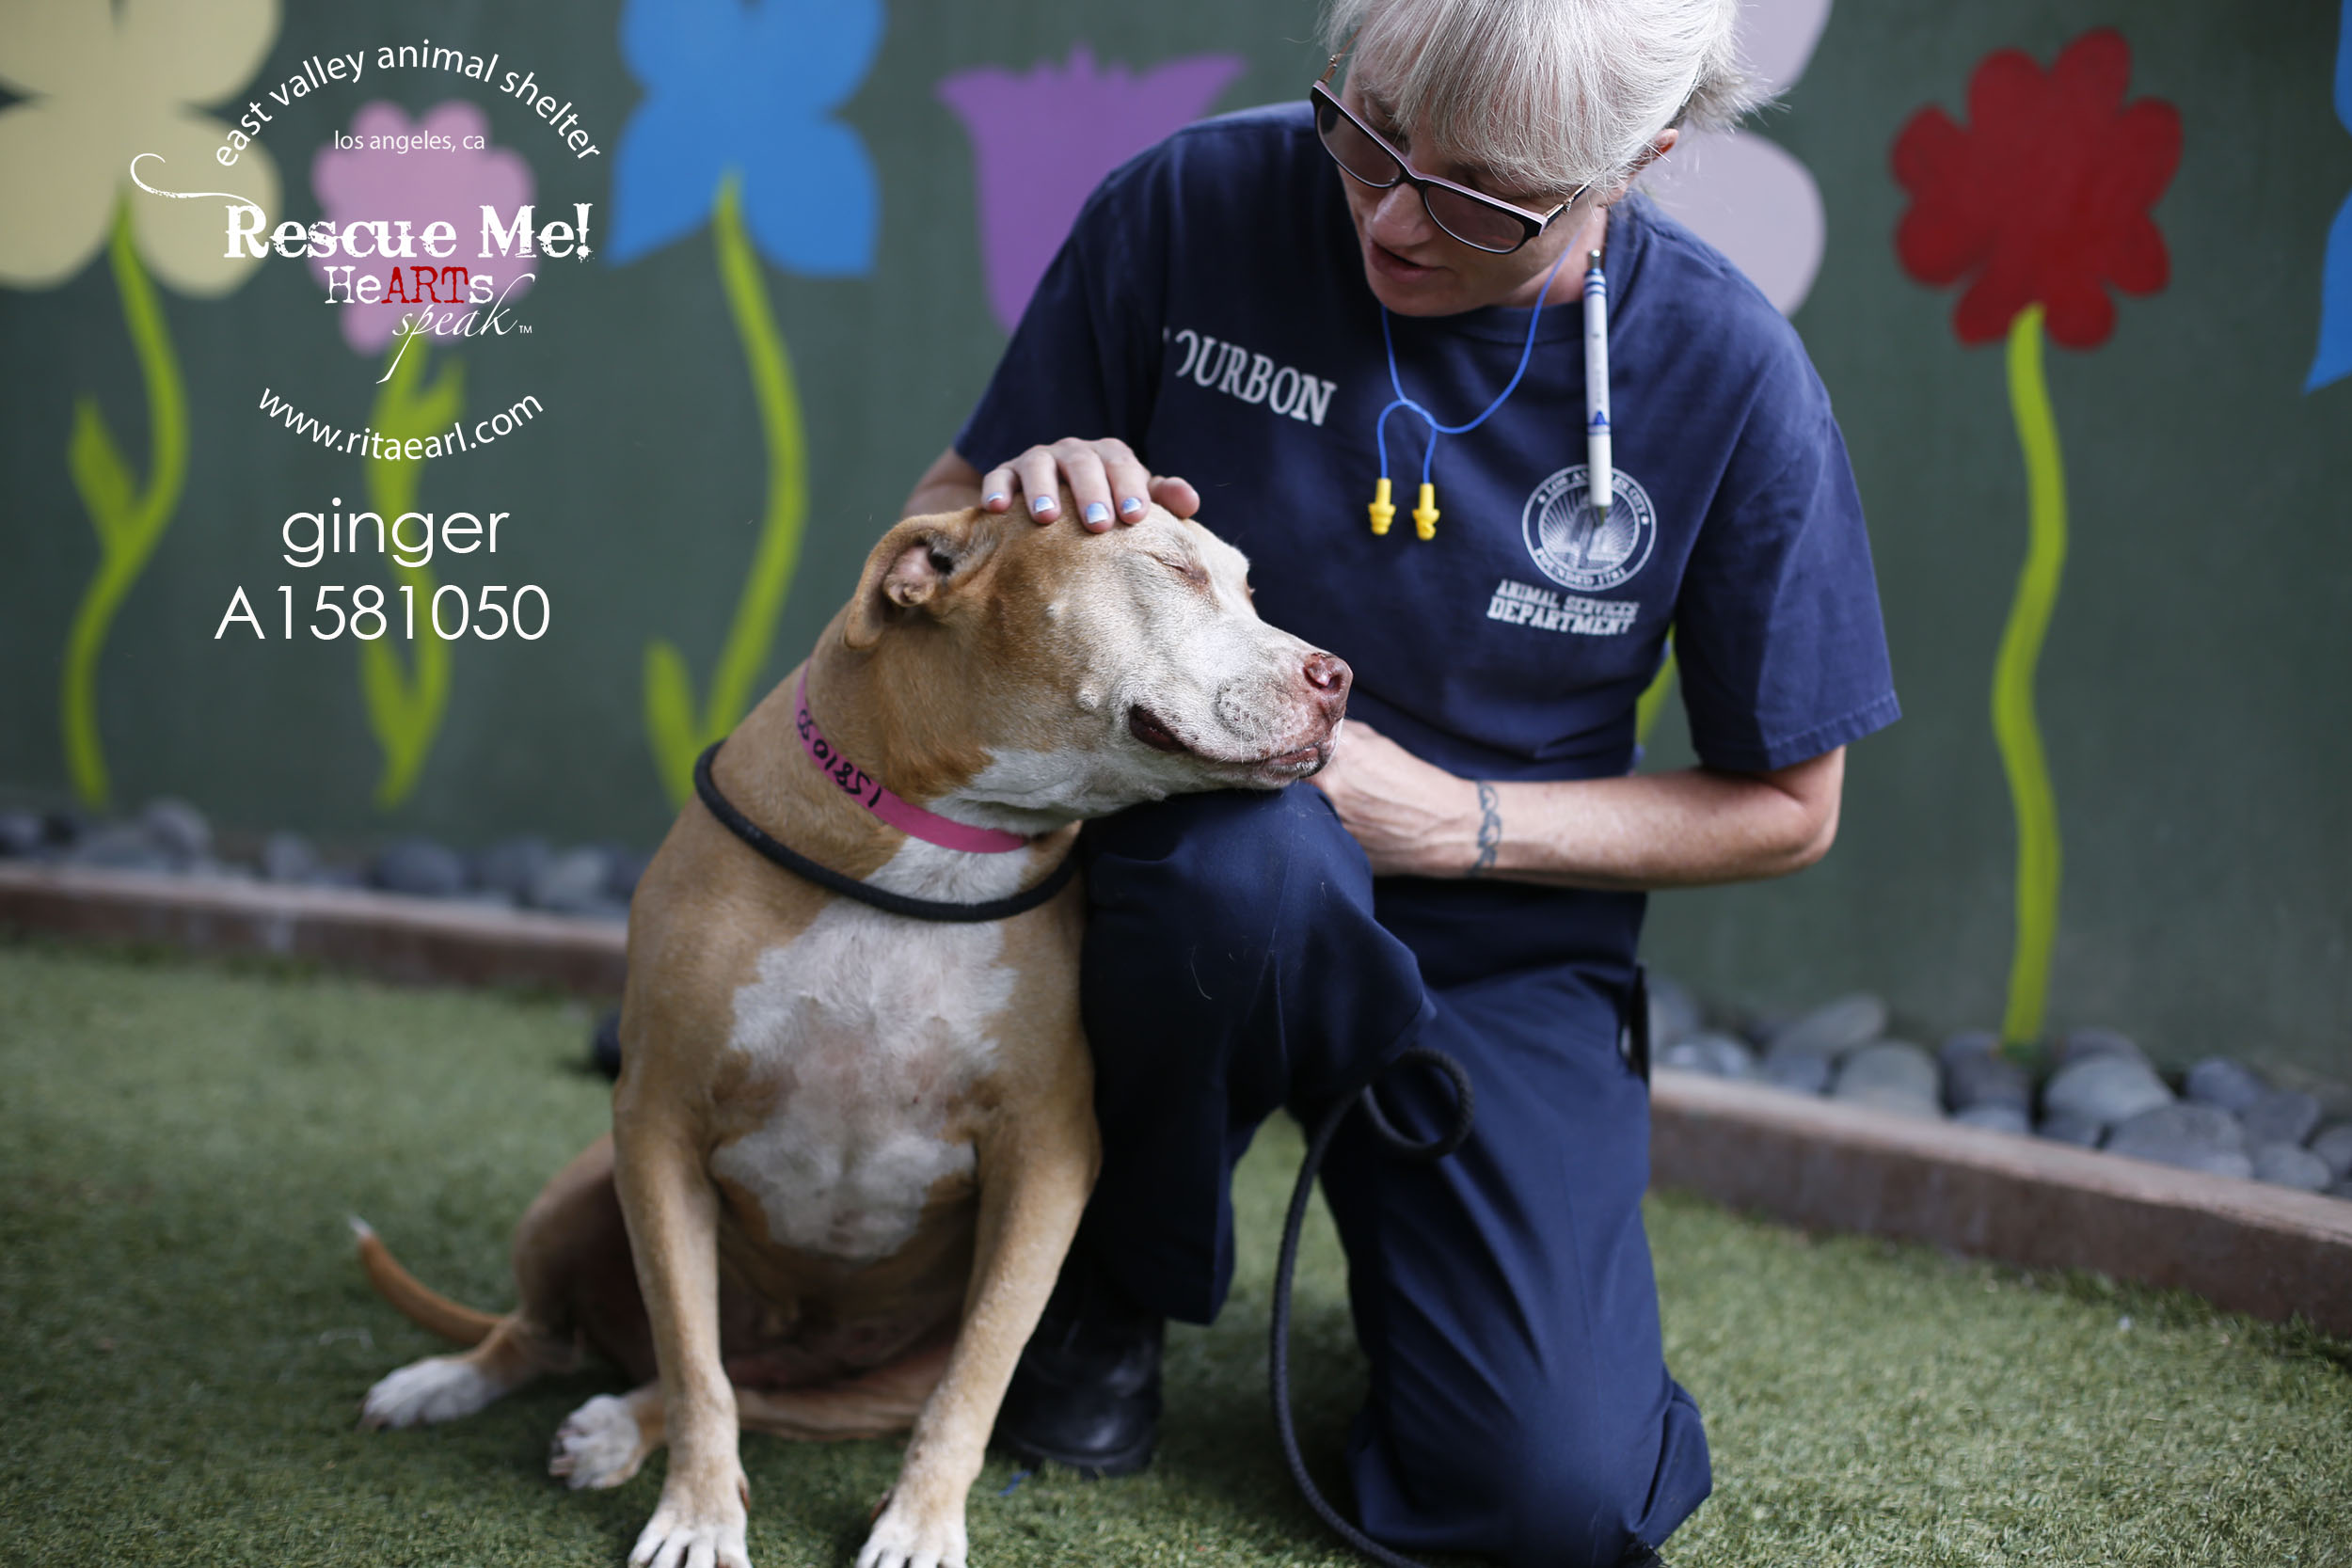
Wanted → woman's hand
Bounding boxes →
[1308,720,1482,878]
[978,437,1200,531]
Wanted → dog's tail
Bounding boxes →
[348,1216,500,1346]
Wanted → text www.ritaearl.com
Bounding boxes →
[257,386,542,456]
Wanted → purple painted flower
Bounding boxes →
[938,44,1245,331]
[310,101,534,354]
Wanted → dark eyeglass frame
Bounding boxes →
[1311,52,1589,256]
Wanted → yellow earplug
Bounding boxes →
[1368,477,1395,536]
[1412,483,1439,541]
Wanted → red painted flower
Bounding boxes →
[1893,28,2181,348]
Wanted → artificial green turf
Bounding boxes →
[1,938,2346,1567]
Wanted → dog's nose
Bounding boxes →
[1303,652,1351,716]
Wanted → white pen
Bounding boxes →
[1582,249,1612,520]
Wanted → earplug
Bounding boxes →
[1412,483,1439,541]
[1368,477,1395,536]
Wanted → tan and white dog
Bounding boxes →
[353,502,1350,1568]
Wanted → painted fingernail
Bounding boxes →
[1032,494,1054,515]
[1085,501,1110,525]
[983,491,1008,507]
[1119,496,1144,515]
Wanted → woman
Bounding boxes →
[903,1,1898,1562]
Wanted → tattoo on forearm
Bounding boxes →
[1469,781,1502,878]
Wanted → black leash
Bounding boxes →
[1268,972,1655,1568]
[1270,1045,1476,1568]
[691,739,1078,924]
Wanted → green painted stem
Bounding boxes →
[1634,639,1678,752]
[60,202,187,808]
[1994,306,2068,1049]
[358,341,464,809]
[643,171,812,806]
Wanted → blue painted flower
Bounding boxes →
[2307,0,2352,392]
[610,0,882,274]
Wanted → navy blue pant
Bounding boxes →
[1075,785,1711,1568]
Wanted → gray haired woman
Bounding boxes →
[908,1,1897,1562]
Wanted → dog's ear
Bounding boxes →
[843,508,989,650]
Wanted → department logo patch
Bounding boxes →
[1520,466,1657,593]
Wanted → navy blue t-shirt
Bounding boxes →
[958,103,1899,968]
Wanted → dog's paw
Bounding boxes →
[855,1491,968,1568]
[359,1355,501,1430]
[628,1494,750,1568]
[550,1394,654,1490]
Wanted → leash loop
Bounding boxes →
[1353,1047,1476,1162]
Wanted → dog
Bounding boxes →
[352,500,1352,1568]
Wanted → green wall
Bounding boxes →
[1,0,2344,1078]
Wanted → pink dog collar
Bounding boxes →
[795,674,1030,853]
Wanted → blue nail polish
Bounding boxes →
[1119,496,1144,515]
[1085,501,1110,525]
[1032,494,1053,515]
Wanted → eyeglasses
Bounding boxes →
[1311,54,1586,256]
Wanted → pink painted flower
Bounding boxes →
[310,101,534,353]
[938,44,1244,331]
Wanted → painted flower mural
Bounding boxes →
[1893,28,2181,1049]
[311,101,534,808]
[2310,0,2352,392]
[610,0,883,805]
[937,44,1244,332]
[0,0,281,807]
[1645,0,1833,317]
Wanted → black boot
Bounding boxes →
[993,1246,1163,1478]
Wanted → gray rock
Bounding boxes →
[530,847,612,913]
[2250,1142,2333,1192]
[2055,1026,2147,1069]
[138,798,210,863]
[2310,1124,2352,1181]
[1660,1031,1755,1080]
[307,863,366,890]
[605,847,653,903]
[2042,1054,2173,1129]
[2330,1180,2352,1202]
[1943,1041,2031,1114]
[1937,1029,2002,1068]
[473,835,551,901]
[67,822,171,873]
[0,810,44,857]
[1765,993,1887,1061]
[1646,974,1703,1053]
[2037,1112,2105,1148]
[183,854,253,880]
[1954,1103,2031,1135]
[1759,1053,1832,1096]
[2184,1057,2268,1114]
[1832,1040,1941,1116]
[2240,1089,2322,1148]
[260,831,317,884]
[371,838,468,898]
[2106,1102,2253,1179]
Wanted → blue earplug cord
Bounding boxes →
[1369,239,1581,541]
